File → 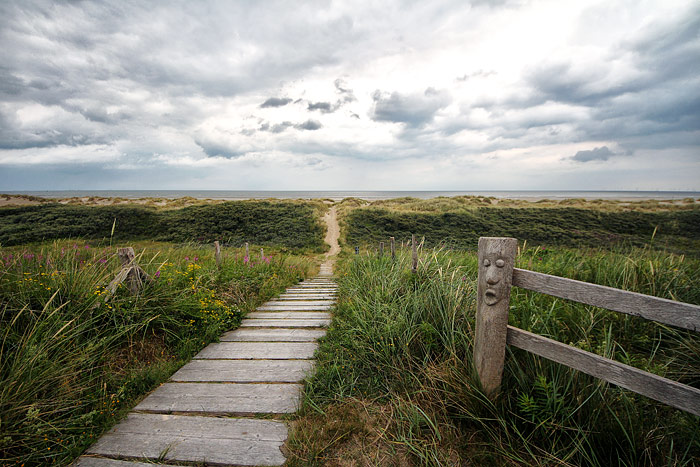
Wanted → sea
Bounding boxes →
[3,190,700,201]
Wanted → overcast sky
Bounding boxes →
[1,0,698,191]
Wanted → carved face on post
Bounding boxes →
[481,253,509,306]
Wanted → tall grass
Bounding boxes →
[0,240,314,466]
[289,245,700,465]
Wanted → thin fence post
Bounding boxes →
[260,248,264,261]
[390,236,395,260]
[473,237,517,399]
[214,241,221,269]
[379,242,384,257]
[355,246,359,255]
[245,242,249,260]
[411,234,418,273]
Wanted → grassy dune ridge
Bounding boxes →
[0,200,327,250]
[288,245,700,465]
[341,200,700,254]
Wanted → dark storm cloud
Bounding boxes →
[295,120,322,131]
[261,97,293,108]
[260,121,293,133]
[571,146,616,162]
[372,88,451,127]
[307,101,334,112]
[194,137,245,159]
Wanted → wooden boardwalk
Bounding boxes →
[73,262,336,466]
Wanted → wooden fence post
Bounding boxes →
[107,247,151,295]
[214,241,221,268]
[379,242,384,257]
[355,246,359,255]
[473,237,517,398]
[245,242,249,259]
[260,248,264,261]
[390,236,395,260]
[411,234,418,273]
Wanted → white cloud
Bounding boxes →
[0,0,698,190]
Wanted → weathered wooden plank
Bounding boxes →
[239,319,330,328]
[512,269,700,332]
[88,413,287,466]
[194,342,318,359]
[134,383,301,414]
[474,237,518,398]
[171,359,316,382]
[256,305,332,311]
[221,328,326,342]
[289,283,337,287]
[277,295,336,300]
[285,288,337,293]
[507,326,700,417]
[264,300,335,306]
[72,458,158,467]
[247,312,331,319]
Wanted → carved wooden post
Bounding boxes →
[214,241,221,268]
[411,234,418,273]
[379,242,384,257]
[245,242,249,260]
[473,237,517,398]
[390,236,395,260]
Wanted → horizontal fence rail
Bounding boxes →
[512,268,700,332]
[473,237,700,417]
[507,326,700,417]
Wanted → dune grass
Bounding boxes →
[0,199,327,251]
[0,240,315,466]
[287,244,700,466]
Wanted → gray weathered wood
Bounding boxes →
[379,241,384,257]
[506,326,700,416]
[265,300,335,306]
[245,241,249,259]
[512,268,700,332]
[88,413,287,466]
[473,237,517,398]
[214,240,221,268]
[107,248,151,295]
[239,318,330,328]
[261,247,264,261]
[135,382,302,414]
[171,359,316,382]
[117,247,135,266]
[248,312,331,319]
[412,234,418,273]
[284,288,337,292]
[221,328,327,342]
[194,342,318,359]
[278,294,337,300]
[391,236,395,259]
[72,458,158,467]
[255,305,332,311]
[288,284,338,288]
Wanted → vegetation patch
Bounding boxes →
[0,240,314,465]
[342,204,700,254]
[0,200,326,251]
[288,245,700,465]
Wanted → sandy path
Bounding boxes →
[323,206,340,257]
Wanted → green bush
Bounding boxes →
[0,201,325,251]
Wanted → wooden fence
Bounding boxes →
[473,237,700,417]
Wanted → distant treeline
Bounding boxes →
[0,201,325,250]
[345,207,700,252]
